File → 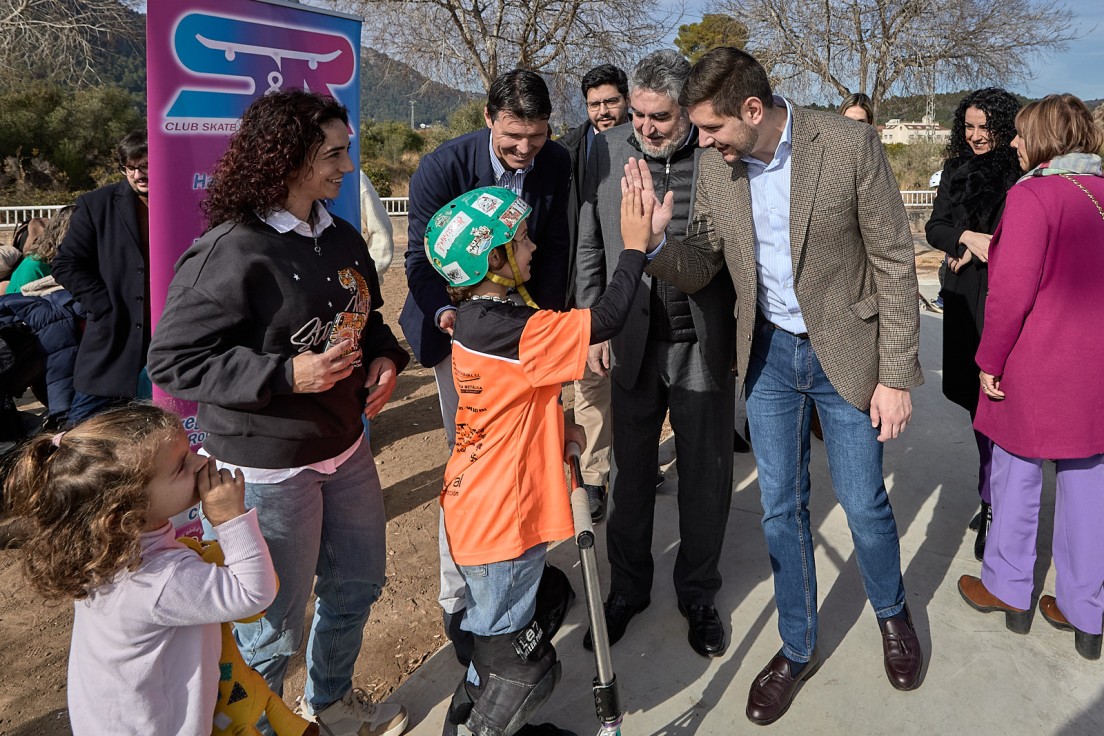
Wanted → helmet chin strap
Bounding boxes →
[486,240,538,308]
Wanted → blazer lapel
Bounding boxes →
[475,129,496,186]
[788,110,823,275]
[114,181,141,249]
[724,158,757,294]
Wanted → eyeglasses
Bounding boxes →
[585,96,624,112]
[121,164,149,175]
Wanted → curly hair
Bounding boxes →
[945,88,1021,161]
[2,404,183,600]
[202,89,349,229]
[24,205,74,265]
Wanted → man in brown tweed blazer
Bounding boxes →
[627,48,924,725]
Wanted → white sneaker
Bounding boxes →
[299,689,409,736]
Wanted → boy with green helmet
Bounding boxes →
[429,181,654,736]
[425,186,539,307]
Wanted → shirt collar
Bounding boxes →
[742,95,793,169]
[260,201,334,238]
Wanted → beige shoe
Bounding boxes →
[298,689,408,736]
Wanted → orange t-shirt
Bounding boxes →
[441,300,591,566]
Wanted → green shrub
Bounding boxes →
[363,165,392,197]
[448,99,486,137]
[884,141,944,190]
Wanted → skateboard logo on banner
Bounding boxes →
[164,12,355,132]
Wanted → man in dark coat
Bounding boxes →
[576,50,736,660]
[53,130,151,424]
[558,64,629,523]
[401,69,573,664]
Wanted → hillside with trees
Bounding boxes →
[361,48,477,125]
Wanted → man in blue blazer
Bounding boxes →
[402,69,572,665]
[53,131,151,425]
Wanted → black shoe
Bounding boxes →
[678,602,728,657]
[974,501,992,561]
[514,725,578,736]
[584,483,607,523]
[733,430,751,453]
[583,594,650,651]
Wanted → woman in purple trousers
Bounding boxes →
[957,94,1104,660]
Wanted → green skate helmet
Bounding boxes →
[424,187,536,305]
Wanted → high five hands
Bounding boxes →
[621,157,674,251]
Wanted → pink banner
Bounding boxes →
[146,0,362,536]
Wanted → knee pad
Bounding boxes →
[464,623,561,736]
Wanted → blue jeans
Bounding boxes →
[66,392,130,426]
[458,544,546,685]
[745,320,905,663]
[68,368,151,426]
[231,439,387,711]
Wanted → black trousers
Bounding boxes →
[606,339,735,607]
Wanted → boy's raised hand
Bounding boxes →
[197,459,246,527]
[621,157,673,250]
[620,182,652,252]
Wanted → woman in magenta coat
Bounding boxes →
[957,94,1104,660]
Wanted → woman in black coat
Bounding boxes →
[925,88,1021,560]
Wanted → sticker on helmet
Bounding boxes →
[467,225,493,255]
[471,192,504,215]
[499,200,528,229]
[434,212,472,257]
[433,211,453,228]
[442,262,470,284]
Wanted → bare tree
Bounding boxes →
[328,0,678,99]
[0,0,143,87]
[709,0,1079,112]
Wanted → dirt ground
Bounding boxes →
[0,222,454,735]
[0,220,943,735]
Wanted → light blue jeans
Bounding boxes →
[458,543,546,685]
[745,319,905,663]
[231,439,387,712]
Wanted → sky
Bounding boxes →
[665,0,1104,103]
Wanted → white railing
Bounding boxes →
[3,192,933,229]
[380,197,408,216]
[901,190,936,208]
[0,204,70,229]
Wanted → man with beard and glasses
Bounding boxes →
[626,47,923,725]
[575,49,737,659]
[561,63,629,523]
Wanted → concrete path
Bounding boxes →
[391,301,1104,735]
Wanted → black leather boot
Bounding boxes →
[974,501,992,561]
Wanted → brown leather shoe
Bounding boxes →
[957,575,1033,633]
[1040,595,1103,661]
[1039,595,1073,630]
[879,605,923,690]
[745,649,819,725]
